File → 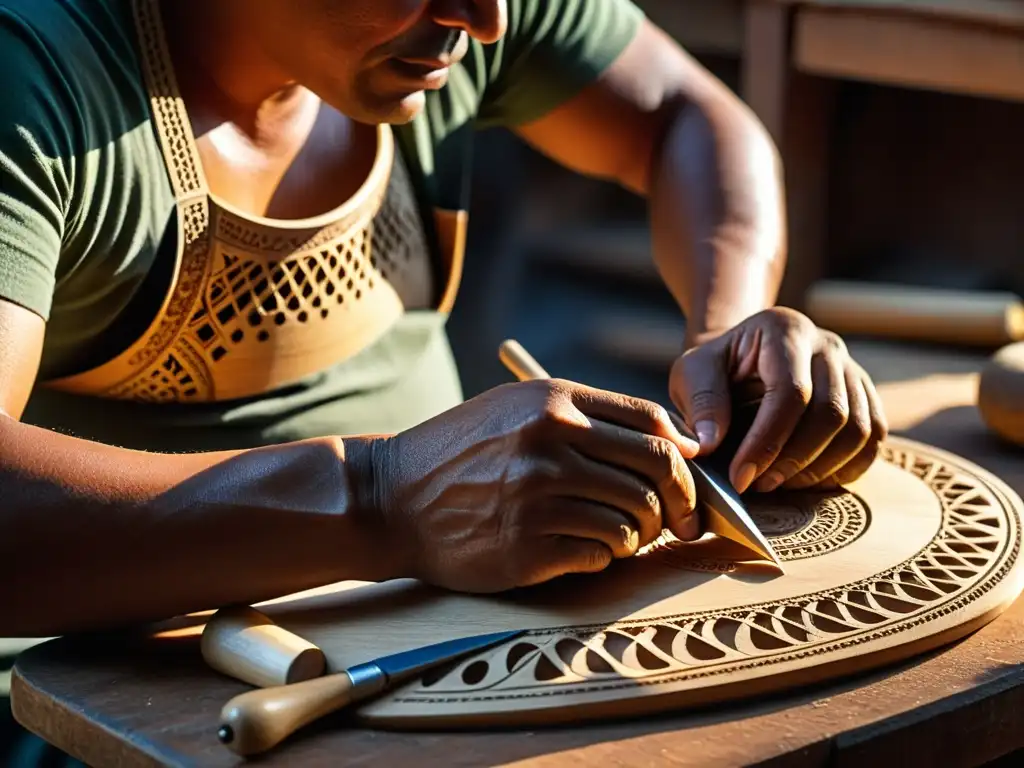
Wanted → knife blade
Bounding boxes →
[498,339,782,568]
[688,456,781,567]
[217,629,523,756]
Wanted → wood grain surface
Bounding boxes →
[185,436,1023,732]
[13,340,1024,767]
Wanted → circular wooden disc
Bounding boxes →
[326,436,1024,728]
[254,437,1024,729]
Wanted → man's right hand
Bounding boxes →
[371,379,701,594]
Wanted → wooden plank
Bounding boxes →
[796,0,1024,31]
[794,6,1024,103]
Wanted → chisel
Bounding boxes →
[217,629,523,756]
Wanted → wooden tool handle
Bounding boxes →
[499,339,551,381]
[499,338,698,436]
[805,280,1024,347]
[201,606,326,688]
[217,671,357,756]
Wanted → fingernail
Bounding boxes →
[733,462,758,494]
[666,414,700,455]
[695,420,719,449]
[756,470,786,493]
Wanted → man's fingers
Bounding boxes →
[562,419,697,542]
[754,349,849,492]
[833,369,889,485]
[522,536,614,586]
[566,384,699,458]
[669,348,732,455]
[540,499,643,559]
[859,363,890,443]
[730,334,814,493]
[783,368,872,490]
[833,431,883,485]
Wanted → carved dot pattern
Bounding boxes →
[115,160,430,404]
[637,493,870,574]
[398,445,1019,704]
[760,493,869,561]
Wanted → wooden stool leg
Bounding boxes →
[742,1,838,311]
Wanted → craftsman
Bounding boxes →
[0,0,888,636]
[0,0,892,760]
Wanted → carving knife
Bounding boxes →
[498,339,782,568]
[217,629,523,756]
[687,455,782,568]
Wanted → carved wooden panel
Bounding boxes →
[253,436,1024,729]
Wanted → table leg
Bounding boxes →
[743,1,838,311]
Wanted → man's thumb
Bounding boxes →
[669,351,732,455]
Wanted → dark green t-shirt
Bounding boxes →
[0,0,643,451]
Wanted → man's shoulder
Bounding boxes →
[499,0,644,45]
[0,0,136,54]
[0,0,151,154]
[0,0,143,105]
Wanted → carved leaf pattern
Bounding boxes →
[399,446,1016,702]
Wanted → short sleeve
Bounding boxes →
[476,0,645,128]
[0,10,76,322]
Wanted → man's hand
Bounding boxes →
[670,308,888,495]
[372,380,700,594]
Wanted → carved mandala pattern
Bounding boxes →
[380,443,1021,711]
[640,493,869,574]
[760,493,869,561]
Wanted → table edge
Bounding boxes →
[10,661,169,768]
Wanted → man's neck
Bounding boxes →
[159,0,312,145]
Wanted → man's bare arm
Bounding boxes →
[513,17,887,493]
[0,296,706,638]
[0,298,397,637]
[514,18,786,343]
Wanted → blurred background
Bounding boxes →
[446,0,1024,406]
[5,1,1024,764]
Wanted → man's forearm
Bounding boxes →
[648,92,787,347]
[0,416,398,637]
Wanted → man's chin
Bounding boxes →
[385,91,427,124]
[351,90,427,126]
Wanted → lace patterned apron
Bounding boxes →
[43,0,466,404]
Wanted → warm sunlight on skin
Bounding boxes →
[170,0,508,125]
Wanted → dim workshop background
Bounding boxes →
[4,0,1024,765]
[448,0,1024,404]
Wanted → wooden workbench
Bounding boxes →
[742,0,1024,307]
[10,340,1024,767]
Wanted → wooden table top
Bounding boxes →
[11,340,1024,768]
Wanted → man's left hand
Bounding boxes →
[670,307,888,494]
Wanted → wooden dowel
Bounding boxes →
[805,280,1024,348]
[201,606,326,689]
